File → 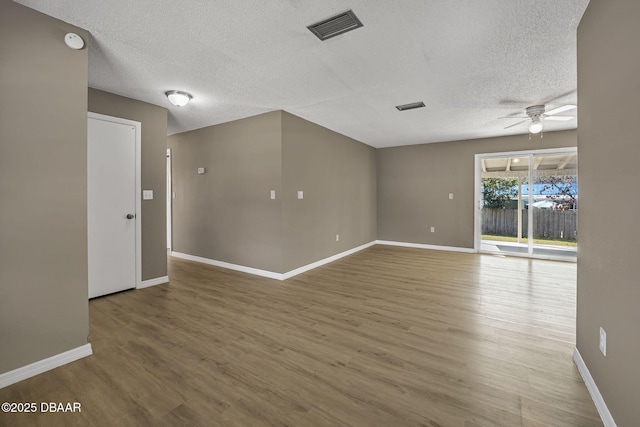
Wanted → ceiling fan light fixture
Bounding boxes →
[165,90,192,107]
[529,117,543,134]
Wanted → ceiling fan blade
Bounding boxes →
[504,119,528,129]
[498,116,528,119]
[545,104,577,116]
[545,115,574,121]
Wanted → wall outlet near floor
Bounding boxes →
[599,327,607,356]
[430,226,435,233]
[336,234,340,242]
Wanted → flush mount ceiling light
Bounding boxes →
[165,90,192,107]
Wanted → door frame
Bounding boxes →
[88,112,142,289]
[166,148,172,251]
[474,147,577,260]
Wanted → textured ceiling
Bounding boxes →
[16,0,589,148]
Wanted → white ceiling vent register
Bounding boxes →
[307,10,363,41]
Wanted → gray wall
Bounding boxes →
[0,2,89,374]
[281,112,377,272]
[577,1,640,425]
[168,111,377,274]
[377,130,576,248]
[168,111,283,272]
[88,89,168,281]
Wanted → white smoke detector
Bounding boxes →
[64,33,84,50]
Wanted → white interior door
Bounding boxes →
[88,115,138,298]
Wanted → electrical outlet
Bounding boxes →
[430,226,435,233]
[599,327,606,356]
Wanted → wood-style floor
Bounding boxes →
[0,246,601,426]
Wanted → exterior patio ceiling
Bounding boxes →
[481,153,577,178]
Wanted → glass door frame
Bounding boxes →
[474,147,577,262]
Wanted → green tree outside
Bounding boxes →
[481,177,519,208]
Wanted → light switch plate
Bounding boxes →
[143,190,153,200]
[449,193,454,200]
[270,190,276,200]
[297,191,304,199]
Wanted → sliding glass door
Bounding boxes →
[531,153,577,258]
[477,149,577,261]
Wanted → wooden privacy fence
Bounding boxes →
[482,208,577,241]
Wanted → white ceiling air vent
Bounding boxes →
[307,10,363,41]
[396,102,426,111]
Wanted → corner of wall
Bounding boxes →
[0,0,89,374]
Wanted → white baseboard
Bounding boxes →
[376,240,475,254]
[573,348,617,427]
[171,252,283,280]
[172,242,376,281]
[0,343,93,389]
[138,275,169,289]
[282,241,376,280]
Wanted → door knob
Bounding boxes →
[126,214,135,219]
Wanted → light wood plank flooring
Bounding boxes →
[0,246,601,426]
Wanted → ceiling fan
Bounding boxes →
[502,104,576,135]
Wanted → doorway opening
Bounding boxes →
[475,148,577,261]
